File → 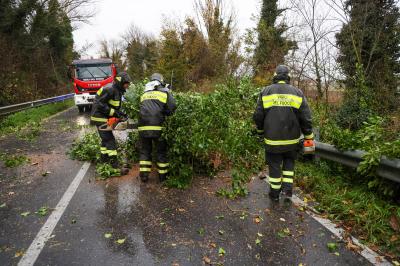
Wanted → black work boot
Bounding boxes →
[140,172,149,182]
[268,189,280,202]
[158,173,167,183]
[281,189,293,203]
[109,157,129,176]
[100,154,109,163]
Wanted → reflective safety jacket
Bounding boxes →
[253,81,314,153]
[138,86,176,138]
[90,83,124,125]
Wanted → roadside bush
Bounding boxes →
[314,105,400,196]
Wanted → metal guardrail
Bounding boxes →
[0,93,74,117]
[316,141,400,184]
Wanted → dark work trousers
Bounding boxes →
[139,136,169,177]
[97,126,118,159]
[265,150,296,193]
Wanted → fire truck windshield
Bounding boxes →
[76,64,112,81]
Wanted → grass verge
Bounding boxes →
[295,160,400,260]
[0,99,74,139]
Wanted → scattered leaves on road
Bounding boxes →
[20,211,30,217]
[327,242,338,252]
[116,238,126,244]
[104,233,112,239]
[203,256,212,264]
[215,215,224,220]
[14,251,24,258]
[218,247,226,256]
[240,212,248,220]
[254,217,261,224]
[35,206,48,216]
[0,203,6,208]
[42,171,51,177]
[198,227,205,236]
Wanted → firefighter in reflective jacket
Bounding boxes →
[253,65,314,201]
[138,73,177,183]
[91,72,132,175]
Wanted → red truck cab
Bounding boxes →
[68,58,118,112]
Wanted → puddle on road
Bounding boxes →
[75,115,91,127]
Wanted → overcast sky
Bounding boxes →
[73,0,262,57]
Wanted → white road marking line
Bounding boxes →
[263,178,392,266]
[291,195,392,266]
[18,162,91,266]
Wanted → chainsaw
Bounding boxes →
[302,139,316,155]
[98,117,138,132]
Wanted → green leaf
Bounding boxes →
[198,227,205,236]
[36,206,48,216]
[255,238,261,245]
[104,233,112,239]
[215,215,224,220]
[0,203,6,208]
[327,242,338,252]
[20,211,30,217]
[218,247,226,256]
[116,238,126,244]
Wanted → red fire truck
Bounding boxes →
[68,58,118,112]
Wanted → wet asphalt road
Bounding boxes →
[0,107,370,265]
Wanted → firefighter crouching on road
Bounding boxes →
[138,73,177,183]
[253,65,314,201]
[90,72,132,176]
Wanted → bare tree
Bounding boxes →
[99,39,126,69]
[59,0,97,27]
[286,0,341,105]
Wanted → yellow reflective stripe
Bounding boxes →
[109,108,115,116]
[304,133,314,139]
[262,94,303,109]
[108,150,117,156]
[158,169,169,174]
[101,150,108,154]
[265,138,300,146]
[270,184,281,189]
[278,81,286,84]
[91,116,108,122]
[140,91,168,103]
[138,126,164,131]
[140,168,152,172]
[157,163,169,167]
[283,171,294,176]
[269,177,282,183]
[257,129,264,134]
[282,178,294,183]
[140,161,152,165]
[101,147,107,150]
[97,87,103,96]
[108,99,120,107]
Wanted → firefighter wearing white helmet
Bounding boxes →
[138,73,177,182]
